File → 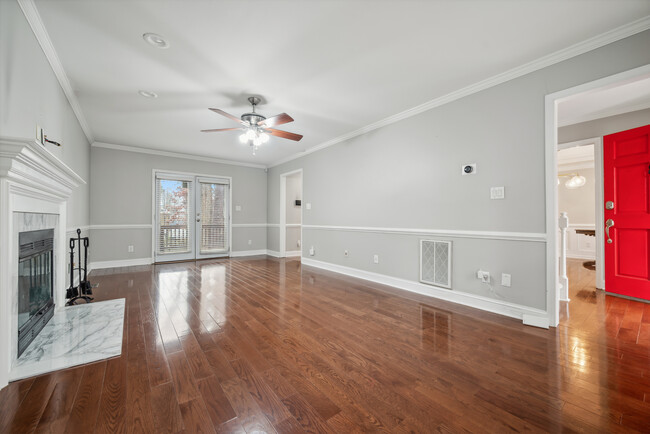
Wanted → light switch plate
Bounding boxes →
[501,273,511,287]
[490,186,505,200]
[235,205,242,211]
[306,203,312,210]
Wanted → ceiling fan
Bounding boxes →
[201,96,303,154]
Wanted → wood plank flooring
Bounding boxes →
[1,256,650,432]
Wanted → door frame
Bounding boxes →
[279,168,303,258]
[151,169,233,262]
[545,64,650,327]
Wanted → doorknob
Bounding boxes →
[605,201,614,210]
[605,218,614,244]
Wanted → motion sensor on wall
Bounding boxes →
[461,163,477,175]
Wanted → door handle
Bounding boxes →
[196,218,201,222]
[606,218,614,244]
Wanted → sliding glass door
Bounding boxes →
[154,172,230,262]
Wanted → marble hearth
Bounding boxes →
[0,137,85,389]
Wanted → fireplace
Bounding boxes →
[17,229,55,357]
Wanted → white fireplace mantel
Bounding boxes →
[0,136,85,389]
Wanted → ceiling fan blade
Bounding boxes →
[209,108,246,125]
[200,127,243,133]
[258,113,294,128]
[267,128,303,142]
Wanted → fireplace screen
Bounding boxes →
[18,229,55,357]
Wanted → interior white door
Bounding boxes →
[154,174,195,262]
[195,177,230,259]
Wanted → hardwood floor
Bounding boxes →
[1,256,650,433]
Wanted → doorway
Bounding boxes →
[153,171,231,262]
[279,169,303,258]
[545,64,650,326]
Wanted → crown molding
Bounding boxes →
[17,0,94,144]
[270,15,650,168]
[92,142,267,169]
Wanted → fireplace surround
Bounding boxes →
[0,137,85,389]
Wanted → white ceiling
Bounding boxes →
[32,0,650,166]
[558,75,650,127]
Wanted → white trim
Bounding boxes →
[266,250,281,258]
[545,65,650,327]
[267,223,280,228]
[558,161,594,171]
[279,169,303,258]
[230,249,268,257]
[17,0,94,143]
[232,223,268,228]
[285,250,301,257]
[90,224,152,230]
[301,258,547,322]
[286,223,301,228]
[90,257,153,270]
[522,314,550,329]
[302,224,546,243]
[270,16,650,168]
[93,142,266,169]
[567,223,596,229]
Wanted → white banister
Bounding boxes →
[559,212,570,301]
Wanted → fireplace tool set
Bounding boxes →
[66,228,95,306]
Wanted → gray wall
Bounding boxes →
[90,146,267,262]
[0,0,90,234]
[268,30,650,311]
[558,168,595,225]
[559,108,650,144]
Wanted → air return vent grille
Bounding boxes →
[420,240,452,289]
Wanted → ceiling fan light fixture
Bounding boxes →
[238,133,248,144]
[260,133,269,143]
[143,33,169,49]
[246,129,256,140]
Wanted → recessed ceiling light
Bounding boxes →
[142,33,169,49]
[138,90,158,98]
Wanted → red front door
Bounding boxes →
[604,124,650,300]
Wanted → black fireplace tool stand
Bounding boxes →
[66,228,95,306]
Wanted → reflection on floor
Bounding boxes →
[10,299,125,381]
[0,256,649,432]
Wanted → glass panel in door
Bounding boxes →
[196,179,230,258]
[155,176,195,262]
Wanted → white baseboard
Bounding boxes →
[300,257,548,324]
[90,257,153,270]
[522,314,550,329]
[285,250,302,257]
[266,250,281,258]
[230,249,268,257]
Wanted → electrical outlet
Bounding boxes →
[127,245,134,253]
[248,240,252,245]
[306,203,312,210]
[501,273,511,287]
[373,254,379,264]
[309,246,315,256]
[477,270,490,283]
[297,240,301,248]
[490,186,505,200]
[344,250,349,257]
[235,205,242,211]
